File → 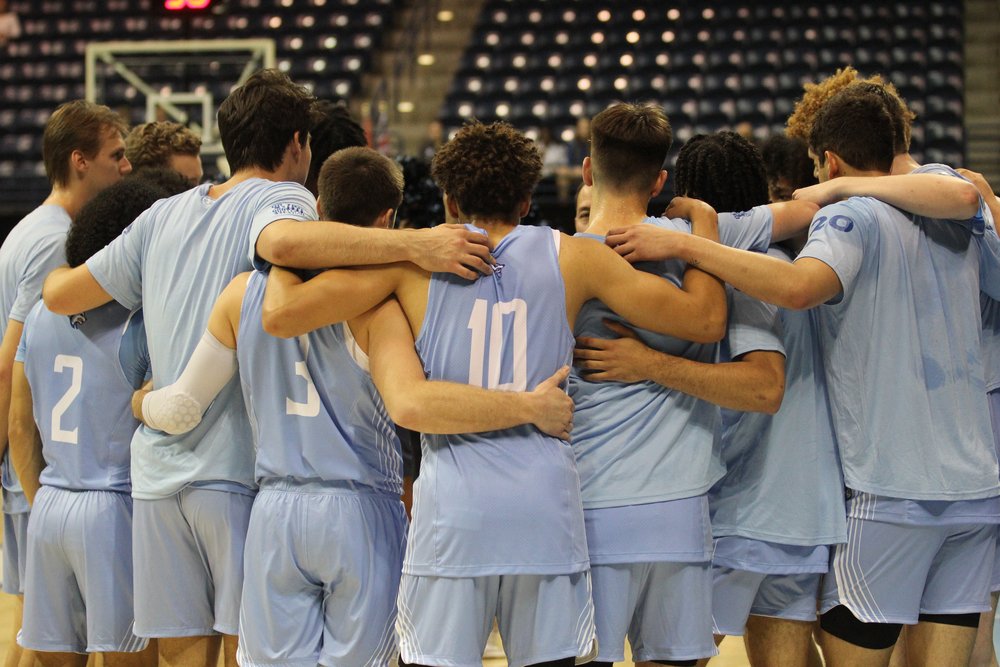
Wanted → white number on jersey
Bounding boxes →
[286,360,320,417]
[51,354,83,444]
[467,298,528,391]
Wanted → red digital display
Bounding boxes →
[164,0,212,10]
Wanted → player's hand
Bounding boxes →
[574,321,651,383]
[793,180,845,206]
[528,365,574,441]
[663,195,715,221]
[411,225,494,280]
[605,224,687,263]
[957,168,998,204]
[132,380,153,422]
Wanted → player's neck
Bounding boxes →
[464,217,518,246]
[585,190,648,235]
[43,184,86,221]
[890,153,921,175]
[208,167,291,200]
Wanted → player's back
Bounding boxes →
[801,194,999,500]
[569,210,771,509]
[18,301,145,493]
[236,271,402,495]
[85,178,317,498]
[408,224,587,577]
[713,246,845,545]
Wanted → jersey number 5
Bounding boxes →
[467,298,528,391]
[51,355,82,444]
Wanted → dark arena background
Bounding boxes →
[0,0,998,238]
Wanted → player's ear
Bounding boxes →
[825,151,841,179]
[582,156,594,187]
[443,193,462,222]
[70,149,88,178]
[375,208,393,229]
[517,197,531,219]
[651,169,668,198]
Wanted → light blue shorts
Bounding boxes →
[591,561,716,663]
[396,571,596,667]
[711,568,822,636]
[2,508,28,595]
[820,516,996,624]
[19,486,146,653]
[132,486,253,638]
[237,485,408,667]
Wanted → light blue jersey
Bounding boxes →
[569,209,772,508]
[798,193,1000,500]
[712,246,846,546]
[236,271,402,494]
[984,296,1000,393]
[406,224,587,577]
[16,301,146,493]
[0,204,71,512]
[85,179,317,499]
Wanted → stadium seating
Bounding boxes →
[441,0,966,173]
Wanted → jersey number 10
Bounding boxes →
[467,298,528,391]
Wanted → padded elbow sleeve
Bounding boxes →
[141,331,237,435]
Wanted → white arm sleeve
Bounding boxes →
[141,331,238,435]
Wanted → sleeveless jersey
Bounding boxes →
[16,301,146,493]
[569,210,771,508]
[406,224,586,576]
[236,271,402,495]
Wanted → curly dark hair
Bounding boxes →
[786,66,914,154]
[431,121,542,222]
[66,177,177,267]
[305,100,368,197]
[129,167,193,197]
[125,121,201,171]
[218,69,320,174]
[761,134,817,201]
[809,87,895,174]
[674,131,769,212]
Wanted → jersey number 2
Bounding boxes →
[467,298,528,391]
[51,355,82,444]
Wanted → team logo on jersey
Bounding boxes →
[493,262,506,278]
[271,202,306,218]
[69,313,87,329]
[731,210,752,219]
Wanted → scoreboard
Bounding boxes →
[163,0,213,10]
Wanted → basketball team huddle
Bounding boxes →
[1,63,999,667]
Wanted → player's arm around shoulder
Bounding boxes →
[134,276,246,435]
[561,227,727,344]
[42,264,113,316]
[261,263,409,339]
[365,299,573,439]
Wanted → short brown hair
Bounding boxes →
[809,87,895,174]
[43,100,128,187]
[431,121,542,221]
[217,69,319,173]
[786,67,914,154]
[590,103,673,194]
[317,147,403,227]
[125,121,201,171]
